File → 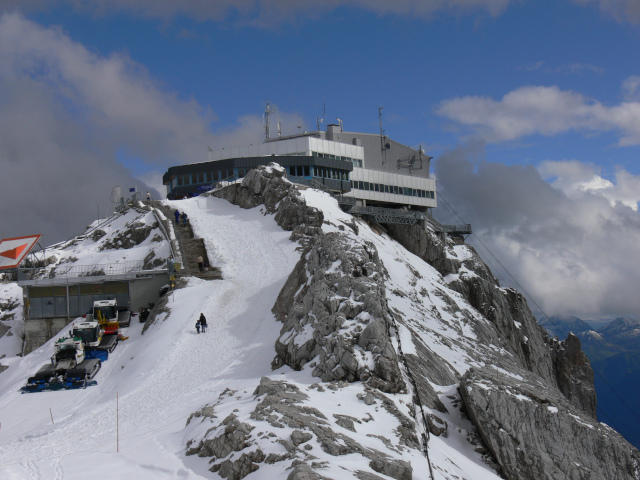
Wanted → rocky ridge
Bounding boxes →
[187,165,639,480]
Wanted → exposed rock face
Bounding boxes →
[185,378,416,480]
[460,366,640,480]
[273,233,405,394]
[210,164,323,232]
[185,167,637,480]
[551,333,597,418]
[213,164,403,393]
[386,222,597,418]
[99,221,155,250]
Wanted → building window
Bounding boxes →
[358,181,364,190]
[177,175,183,186]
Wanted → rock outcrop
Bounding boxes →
[210,164,323,232]
[273,233,405,393]
[185,378,416,480]
[460,366,640,480]
[386,222,597,418]
[186,166,637,480]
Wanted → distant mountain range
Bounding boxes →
[539,315,640,449]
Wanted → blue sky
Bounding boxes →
[2,0,640,319]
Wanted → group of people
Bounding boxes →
[195,313,207,334]
[174,210,188,226]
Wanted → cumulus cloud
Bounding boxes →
[574,0,640,24]
[437,83,640,146]
[0,13,308,245]
[1,0,513,24]
[622,75,640,101]
[0,12,219,244]
[435,144,640,318]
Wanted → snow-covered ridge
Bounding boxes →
[0,165,638,479]
[22,207,171,279]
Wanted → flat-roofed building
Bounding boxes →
[163,121,436,213]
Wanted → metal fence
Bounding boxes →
[17,259,164,281]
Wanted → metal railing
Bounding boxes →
[17,259,166,281]
[423,214,472,235]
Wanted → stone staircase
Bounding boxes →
[153,203,222,280]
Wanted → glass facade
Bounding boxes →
[351,181,435,199]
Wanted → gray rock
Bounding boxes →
[287,462,331,480]
[211,163,323,233]
[427,413,447,437]
[386,223,597,418]
[551,333,597,419]
[368,457,413,480]
[460,366,640,480]
[273,232,405,394]
[291,430,313,446]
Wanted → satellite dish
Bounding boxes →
[111,186,122,203]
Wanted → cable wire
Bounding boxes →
[436,190,640,430]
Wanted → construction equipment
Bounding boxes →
[21,337,101,393]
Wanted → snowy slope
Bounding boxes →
[26,207,171,276]
[0,189,507,479]
[0,197,300,479]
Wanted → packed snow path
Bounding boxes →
[0,196,299,479]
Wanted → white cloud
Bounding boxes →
[0,12,309,245]
[622,75,640,101]
[538,160,640,211]
[435,145,640,318]
[1,0,514,24]
[437,83,640,146]
[574,0,640,23]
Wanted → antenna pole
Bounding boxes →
[264,102,275,141]
[379,106,387,166]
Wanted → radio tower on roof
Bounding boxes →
[264,102,276,141]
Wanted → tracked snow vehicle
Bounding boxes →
[87,299,131,334]
[69,320,118,358]
[21,337,101,393]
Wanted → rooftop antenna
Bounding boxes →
[264,102,275,141]
[379,106,388,166]
[277,121,282,138]
[317,100,326,131]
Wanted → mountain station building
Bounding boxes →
[163,121,436,212]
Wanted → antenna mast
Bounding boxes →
[264,102,276,141]
[379,106,388,166]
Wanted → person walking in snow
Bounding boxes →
[199,313,207,333]
[197,255,204,272]
[174,210,180,224]
[146,191,151,203]
[182,212,188,226]
[195,319,201,334]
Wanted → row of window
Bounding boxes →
[287,166,349,181]
[312,151,363,168]
[352,181,435,199]
[176,169,234,187]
